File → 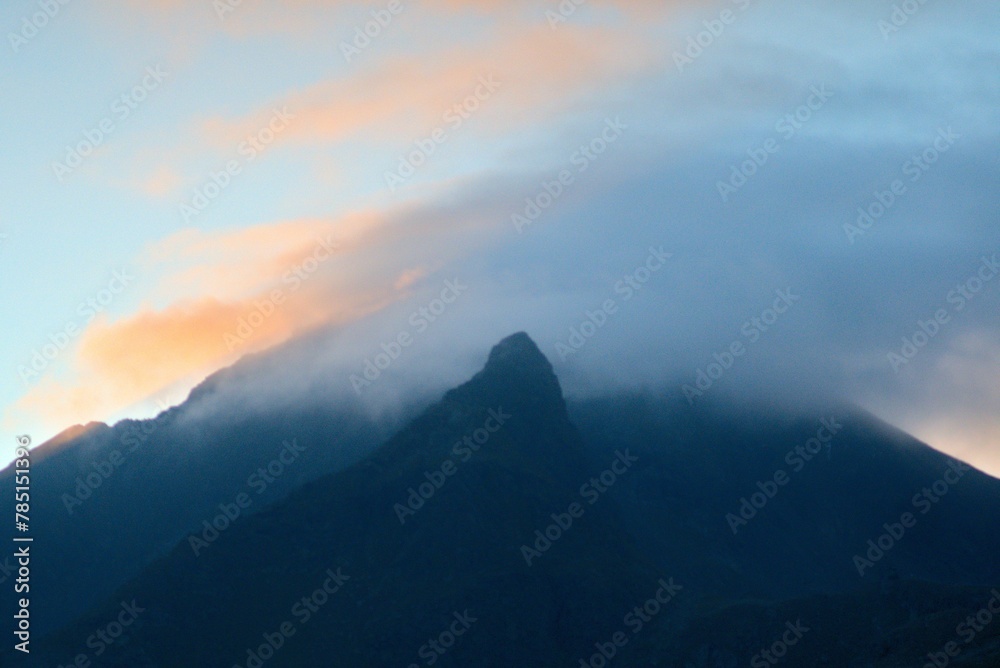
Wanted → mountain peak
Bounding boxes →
[442,332,567,421]
[436,332,568,422]
[481,332,559,390]
[485,331,548,370]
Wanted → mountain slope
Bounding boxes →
[17,334,1000,666]
[569,393,1000,600]
[0,340,418,635]
[29,333,668,666]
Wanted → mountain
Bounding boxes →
[0,338,420,635]
[11,333,1000,666]
[568,393,1000,598]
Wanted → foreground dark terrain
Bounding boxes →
[4,333,999,666]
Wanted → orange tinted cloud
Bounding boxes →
[139,166,181,197]
[111,7,668,199]
[200,24,659,150]
[143,219,343,301]
[7,192,507,432]
[19,304,236,418]
[80,299,291,393]
[106,0,678,48]
[10,275,385,431]
[126,0,675,18]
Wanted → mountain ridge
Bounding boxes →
[15,333,1000,667]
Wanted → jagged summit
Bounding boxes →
[42,421,108,446]
[482,332,557,385]
[444,332,567,420]
[12,333,1000,666]
[27,421,110,466]
[485,331,549,369]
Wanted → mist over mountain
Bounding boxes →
[5,2,999,666]
[9,333,999,667]
[0,326,435,635]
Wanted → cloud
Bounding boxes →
[887,329,1000,475]
[123,0,677,20]
[4,182,515,432]
[7,0,999,482]
[109,12,665,203]
[9,280,373,432]
[196,23,658,150]
[138,166,182,197]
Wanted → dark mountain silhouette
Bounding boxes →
[0,347,418,635]
[569,393,1000,598]
[8,333,1000,666]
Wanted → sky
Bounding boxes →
[1,0,998,475]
